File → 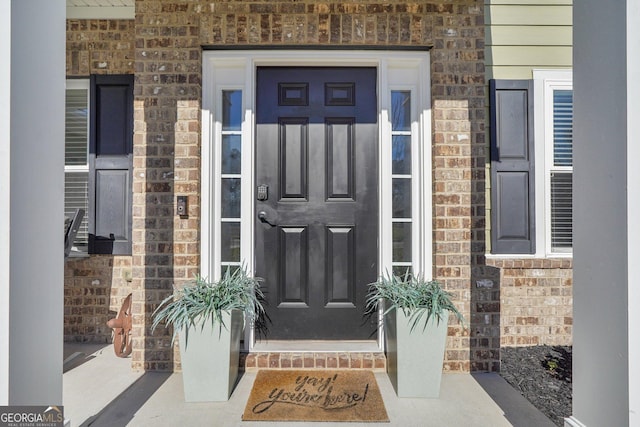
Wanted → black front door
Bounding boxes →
[255,67,378,340]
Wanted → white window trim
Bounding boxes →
[533,69,573,258]
[201,50,431,350]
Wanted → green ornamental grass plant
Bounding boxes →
[151,267,264,342]
[365,270,465,332]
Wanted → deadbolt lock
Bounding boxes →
[257,184,269,201]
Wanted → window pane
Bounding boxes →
[221,264,241,277]
[392,135,411,175]
[391,91,411,131]
[553,90,573,167]
[221,178,241,218]
[392,178,412,218]
[64,171,89,249]
[65,88,88,166]
[222,90,242,131]
[392,265,412,279]
[551,172,573,250]
[222,135,241,174]
[221,223,241,262]
[392,223,412,262]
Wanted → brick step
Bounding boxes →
[241,352,387,372]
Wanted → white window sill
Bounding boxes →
[67,250,90,259]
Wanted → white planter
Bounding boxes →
[385,308,449,398]
[179,309,243,402]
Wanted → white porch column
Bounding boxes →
[572,1,640,426]
[0,0,66,405]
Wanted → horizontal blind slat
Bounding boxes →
[65,171,89,249]
[65,88,88,166]
[553,90,573,167]
[551,172,572,250]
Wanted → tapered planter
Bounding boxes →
[179,309,243,402]
[385,308,449,398]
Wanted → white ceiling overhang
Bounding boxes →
[67,0,134,19]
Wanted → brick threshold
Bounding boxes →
[241,351,387,372]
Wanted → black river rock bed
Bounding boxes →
[499,345,572,426]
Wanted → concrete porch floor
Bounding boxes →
[63,343,556,427]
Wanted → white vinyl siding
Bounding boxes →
[65,80,90,252]
[485,1,573,80]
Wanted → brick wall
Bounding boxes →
[64,19,135,343]
[487,258,573,347]
[66,19,134,76]
[64,5,572,373]
[64,256,133,343]
[131,0,485,372]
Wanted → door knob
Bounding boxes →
[258,211,277,227]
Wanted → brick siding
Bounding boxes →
[487,258,573,347]
[64,2,571,374]
[130,0,485,372]
[64,255,133,343]
[66,19,134,76]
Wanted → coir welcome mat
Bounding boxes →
[242,369,389,422]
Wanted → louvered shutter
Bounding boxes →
[490,80,536,254]
[89,75,133,255]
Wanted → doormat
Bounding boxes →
[242,369,389,422]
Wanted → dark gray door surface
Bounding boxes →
[255,67,378,339]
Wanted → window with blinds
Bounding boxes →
[550,89,573,251]
[65,81,90,252]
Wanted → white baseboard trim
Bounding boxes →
[565,416,587,427]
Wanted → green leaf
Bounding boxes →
[151,265,264,344]
[364,270,466,333]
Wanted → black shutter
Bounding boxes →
[89,75,133,255]
[490,80,535,254]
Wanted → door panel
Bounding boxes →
[279,226,309,306]
[326,226,355,306]
[280,118,308,200]
[326,119,355,200]
[256,67,378,339]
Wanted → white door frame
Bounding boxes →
[201,50,432,351]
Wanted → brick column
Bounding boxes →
[132,1,202,370]
[133,0,485,373]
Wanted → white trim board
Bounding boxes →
[66,6,134,20]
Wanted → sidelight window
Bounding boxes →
[220,90,243,275]
[391,90,413,276]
